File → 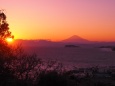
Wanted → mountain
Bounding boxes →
[61,35,91,44]
[14,37,115,47]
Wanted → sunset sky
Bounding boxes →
[0,0,115,41]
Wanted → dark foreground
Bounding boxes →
[1,61,115,86]
[0,45,115,86]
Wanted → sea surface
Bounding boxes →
[24,46,115,68]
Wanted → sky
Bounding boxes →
[0,0,115,42]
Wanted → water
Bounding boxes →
[25,46,115,68]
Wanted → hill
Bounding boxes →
[61,35,91,44]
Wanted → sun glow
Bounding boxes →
[6,38,14,43]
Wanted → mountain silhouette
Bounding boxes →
[61,35,91,43]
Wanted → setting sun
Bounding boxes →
[6,38,13,43]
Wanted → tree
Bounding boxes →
[0,10,13,44]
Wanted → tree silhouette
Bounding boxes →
[0,10,15,86]
[0,10,13,44]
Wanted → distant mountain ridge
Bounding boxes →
[14,35,115,47]
[14,35,92,46]
[61,35,91,44]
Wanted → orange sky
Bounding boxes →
[0,0,115,42]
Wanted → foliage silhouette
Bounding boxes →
[0,10,13,44]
